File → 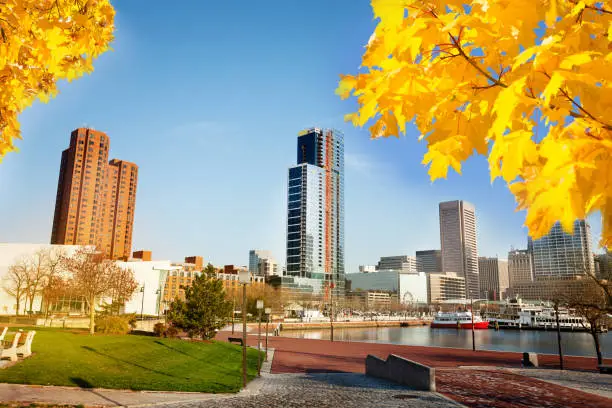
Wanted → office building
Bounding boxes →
[51,128,138,260]
[416,250,442,273]
[508,249,533,287]
[285,128,344,297]
[358,265,377,273]
[377,255,417,273]
[439,200,479,298]
[478,257,509,300]
[505,276,590,301]
[528,219,594,278]
[595,252,611,278]
[249,250,281,277]
[427,272,466,303]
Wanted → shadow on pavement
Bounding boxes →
[70,377,123,406]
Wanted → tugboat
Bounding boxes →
[431,311,490,329]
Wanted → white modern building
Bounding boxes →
[0,243,86,315]
[377,256,417,273]
[249,250,282,277]
[398,272,428,304]
[358,265,377,273]
[115,259,179,316]
[346,270,428,305]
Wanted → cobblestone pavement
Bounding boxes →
[496,367,612,399]
[436,368,612,408]
[155,373,461,408]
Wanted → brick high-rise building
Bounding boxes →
[51,128,138,260]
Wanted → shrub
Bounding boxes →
[124,313,137,329]
[166,326,179,338]
[153,322,167,337]
[95,316,131,335]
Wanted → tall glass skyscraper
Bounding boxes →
[285,128,344,297]
[528,219,594,278]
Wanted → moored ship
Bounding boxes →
[431,311,490,329]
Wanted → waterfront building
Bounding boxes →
[439,200,479,298]
[249,250,281,277]
[163,256,205,303]
[398,272,428,304]
[285,128,344,297]
[427,272,466,303]
[51,128,138,260]
[478,257,509,300]
[346,270,427,305]
[116,258,176,316]
[505,276,591,301]
[508,249,534,288]
[0,243,86,314]
[594,251,611,278]
[377,255,417,273]
[346,290,398,311]
[358,265,377,273]
[528,219,594,278]
[416,250,442,273]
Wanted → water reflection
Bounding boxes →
[282,326,611,357]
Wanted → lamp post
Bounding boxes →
[470,298,476,351]
[140,284,145,320]
[264,307,271,361]
[238,270,251,389]
[155,289,161,318]
[256,299,264,376]
[329,281,335,342]
[232,297,236,334]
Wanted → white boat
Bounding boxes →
[431,311,489,329]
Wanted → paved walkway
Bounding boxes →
[0,383,223,407]
[216,331,612,408]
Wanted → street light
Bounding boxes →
[256,299,264,376]
[140,284,145,320]
[264,307,271,361]
[238,269,251,389]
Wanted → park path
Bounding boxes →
[217,331,612,408]
[0,382,225,407]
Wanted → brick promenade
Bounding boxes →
[217,331,612,407]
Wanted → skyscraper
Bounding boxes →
[51,128,138,260]
[439,200,479,298]
[416,249,442,273]
[528,219,594,278]
[285,127,344,296]
[478,257,509,300]
[508,249,533,287]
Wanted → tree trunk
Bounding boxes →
[15,298,20,316]
[89,296,96,335]
[591,327,603,365]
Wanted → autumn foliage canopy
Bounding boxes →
[337,0,612,247]
[0,0,115,161]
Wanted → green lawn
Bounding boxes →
[0,328,261,393]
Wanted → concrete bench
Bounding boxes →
[365,354,435,392]
[522,352,538,368]
[598,364,612,374]
[228,337,243,346]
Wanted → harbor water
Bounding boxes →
[281,326,612,358]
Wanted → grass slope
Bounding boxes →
[0,328,261,393]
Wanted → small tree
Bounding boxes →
[105,267,139,315]
[62,248,124,335]
[167,265,231,339]
[23,249,49,314]
[2,260,28,315]
[560,268,610,366]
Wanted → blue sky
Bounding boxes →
[0,0,602,272]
